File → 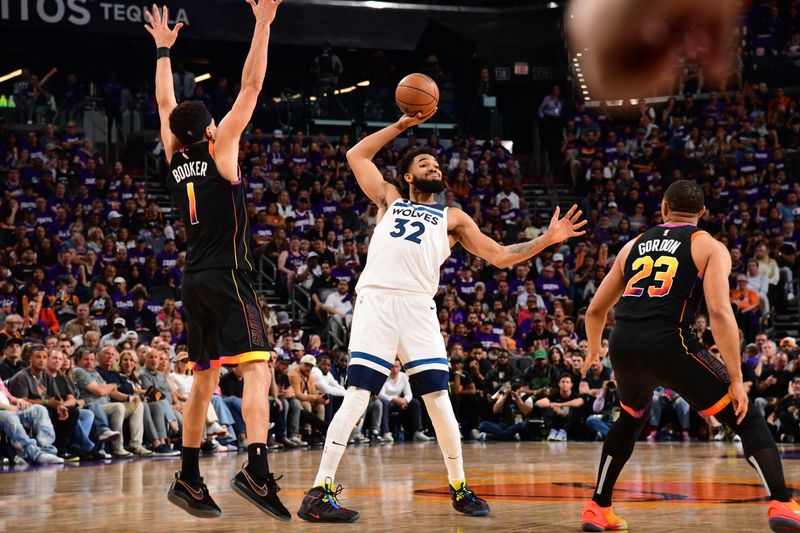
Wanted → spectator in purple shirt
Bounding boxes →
[278,236,306,299]
[474,320,501,350]
[313,186,339,218]
[456,267,478,302]
[47,249,79,282]
[156,239,179,271]
[536,264,568,307]
[128,237,154,267]
[330,255,355,285]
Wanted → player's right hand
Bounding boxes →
[247,0,282,26]
[728,380,749,425]
[395,107,438,130]
[581,350,600,378]
[144,5,184,48]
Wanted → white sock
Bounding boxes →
[423,390,465,485]
[313,387,370,487]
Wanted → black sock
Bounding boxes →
[717,403,792,502]
[748,447,791,502]
[592,453,628,507]
[246,443,269,479]
[592,408,649,507]
[180,447,201,484]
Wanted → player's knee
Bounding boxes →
[344,387,371,410]
[239,360,268,380]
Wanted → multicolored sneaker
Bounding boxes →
[167,472,222,518]
[768,499,800,532]
[297,480,360,523]
[581,501,628,531]
[449,482,490,516]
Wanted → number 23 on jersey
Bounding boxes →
[623,255,678,298]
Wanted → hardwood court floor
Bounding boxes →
[1,441,798,532]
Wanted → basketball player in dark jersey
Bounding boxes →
[145,1,290,520]
[579,180,799,532]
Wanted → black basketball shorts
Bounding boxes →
[608,320,732,419]
[182,268,272,370]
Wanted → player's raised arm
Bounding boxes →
[346,110,435,211]
[449,204,586,269]
[144,4,184,163]
[214,0,282,177]
[582,239,633,376]
[700,236,748,424]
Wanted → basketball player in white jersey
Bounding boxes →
[297,108,586,522]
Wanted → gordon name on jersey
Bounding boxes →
[637,238,681,256]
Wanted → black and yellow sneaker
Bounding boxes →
[297,480,360,523]
[167,472,222,518]
[449,482,490,516]
[230,463,291,521]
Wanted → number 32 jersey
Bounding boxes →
[614,224,707,326]
[357,198,451,297]
[166,141,253,273]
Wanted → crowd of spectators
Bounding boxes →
[1,3,800,464]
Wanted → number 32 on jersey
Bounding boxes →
[390,218,425,244]
[623,255,678,298]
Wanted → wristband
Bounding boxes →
[156,47,170,59]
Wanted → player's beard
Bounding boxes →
[412,174,445,194]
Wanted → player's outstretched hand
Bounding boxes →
[395,107,438,131]
[546,204,587,244]
[144,5,183,48]
[247,0,282,26]
[728,380,749,425]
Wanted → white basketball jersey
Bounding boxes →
[357,198,450,297]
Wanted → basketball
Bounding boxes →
[395,73,439,116]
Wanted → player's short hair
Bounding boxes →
[169,101,213,147]
[395,147,439,196]
[664,180,704,214]
[559,372,573,383]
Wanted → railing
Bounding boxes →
[292,285,311,319]
[257,255,277,293]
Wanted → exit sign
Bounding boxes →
[514,62,529,75]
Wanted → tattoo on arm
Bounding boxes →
[509,237,541,255]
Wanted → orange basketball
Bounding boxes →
[395,73,439,116]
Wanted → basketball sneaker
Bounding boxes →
[230,463,291,521]
[768,499,800,532]
[167,472,222,518]
[297,480,360,523]
[580,501,628,531]
[449,482,490,516]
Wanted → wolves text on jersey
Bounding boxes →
[390,206,440,225]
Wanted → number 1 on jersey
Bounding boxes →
[186,182,199,225]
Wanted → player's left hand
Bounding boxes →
[546,204,587,244]
[728,380,749,425]
[247,0,283,26]
[144,5,184,48]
